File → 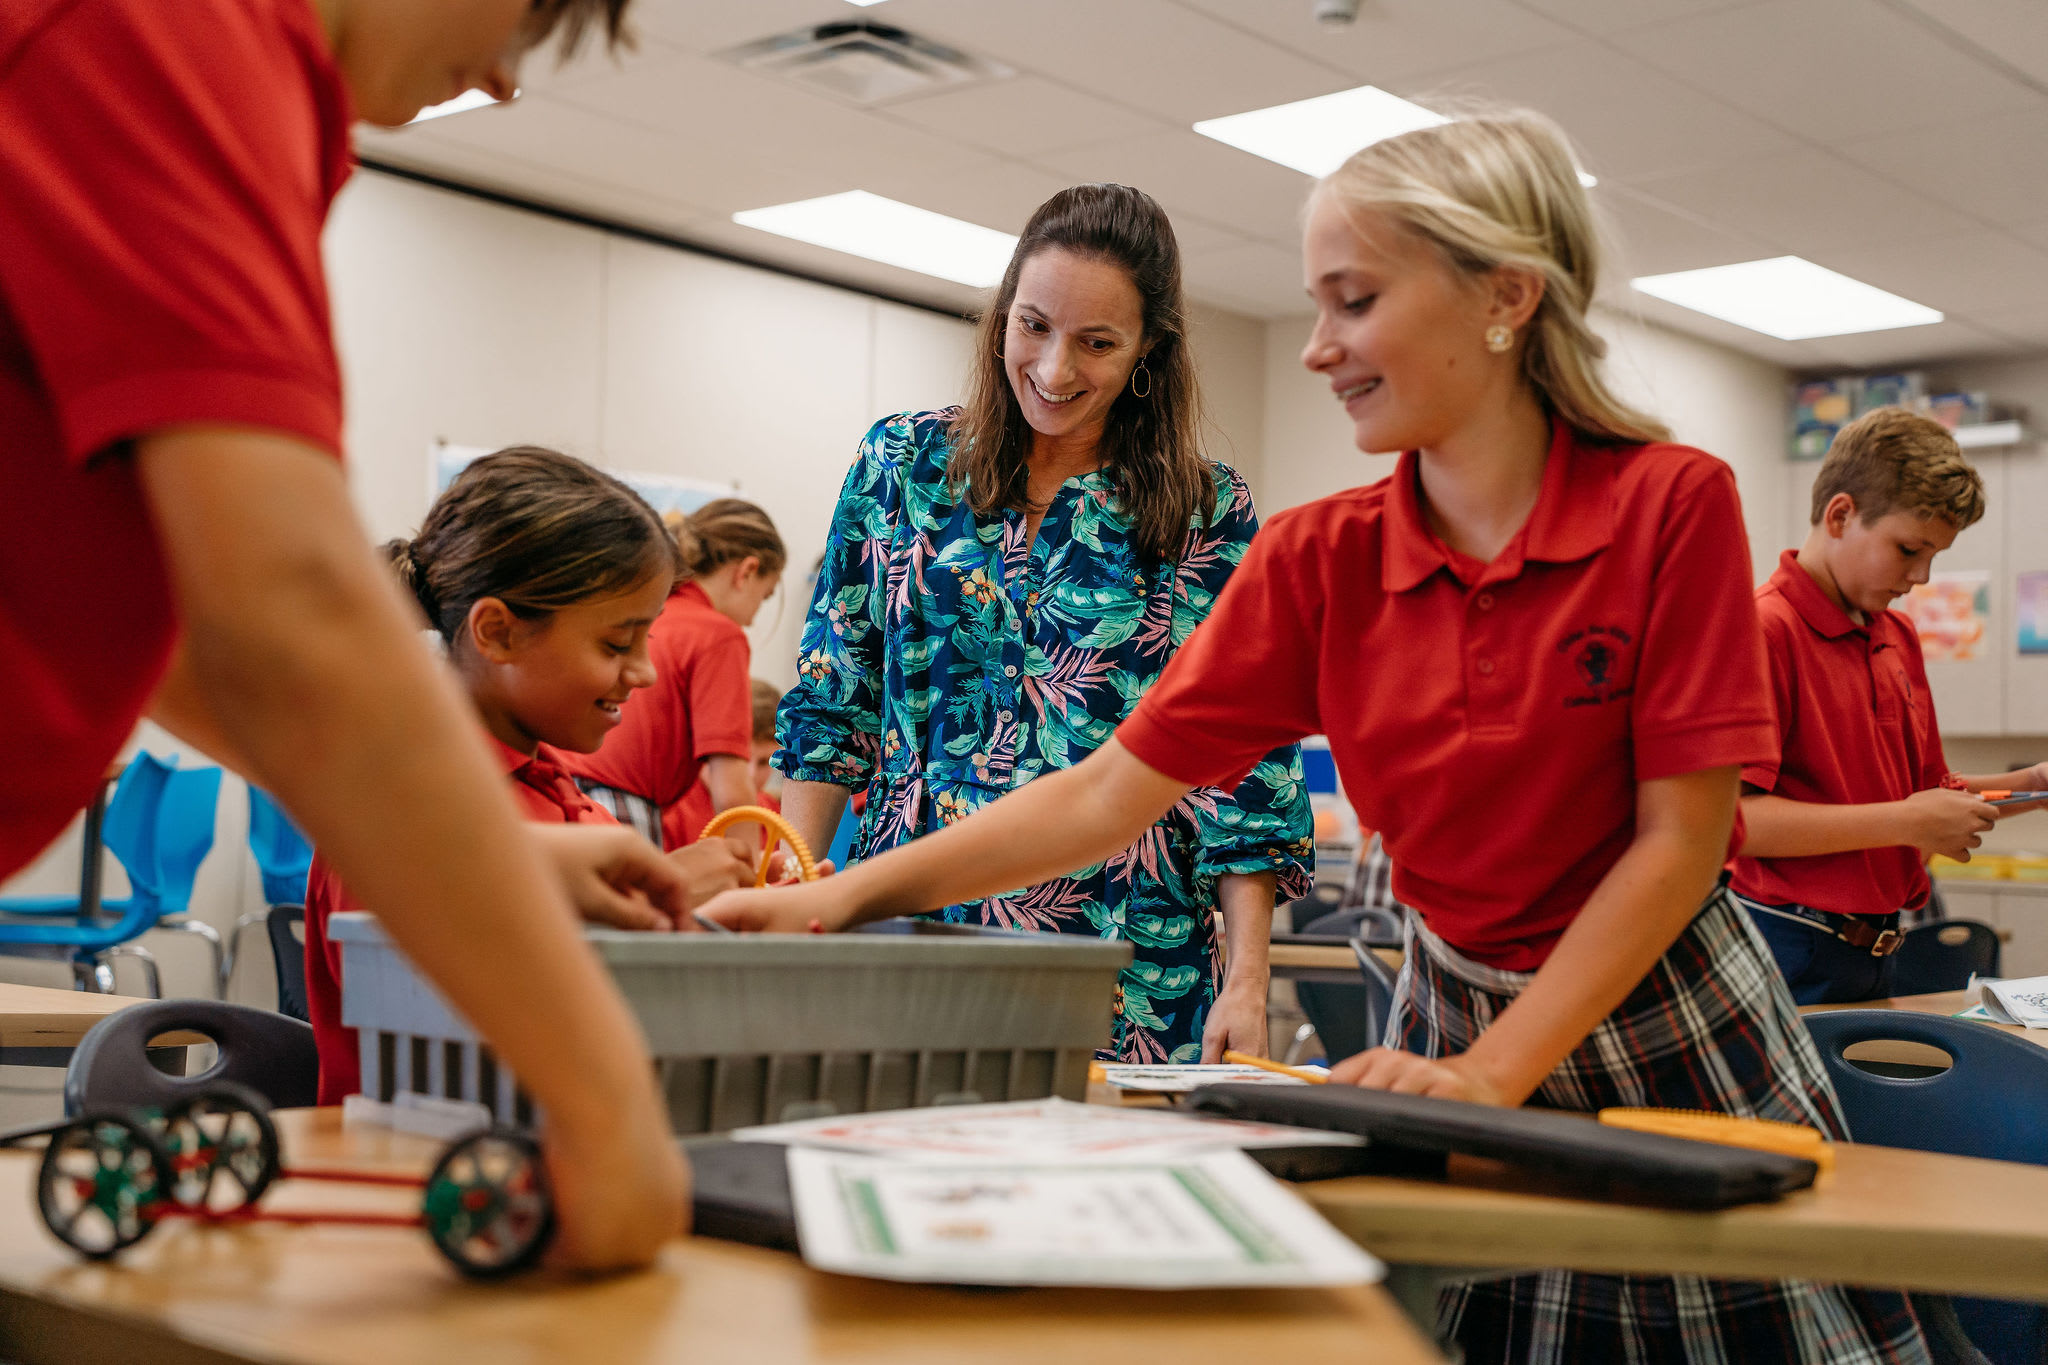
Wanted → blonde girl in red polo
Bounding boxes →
[698,111,1927,1364]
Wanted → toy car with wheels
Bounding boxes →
[5,1081,552,1278]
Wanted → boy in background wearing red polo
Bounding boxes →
[1733,409,2048,1003]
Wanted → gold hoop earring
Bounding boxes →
[1130,356,1152,398]
[1485,325,1514,354]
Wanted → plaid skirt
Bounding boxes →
[1391,884,1931,1365]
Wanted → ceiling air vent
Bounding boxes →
[719,22,1010,106]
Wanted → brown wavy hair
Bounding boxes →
[523,0,633,59]
[387,445,677,642]
[948,184,1213,563]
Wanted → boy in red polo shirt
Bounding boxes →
[1733,409,2048,1003]
[0,0,691,1269]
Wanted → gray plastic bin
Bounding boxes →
[330,913,1131,1134]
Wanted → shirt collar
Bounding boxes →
[1770,548,1863,639]
[675,581,711,609]
[1382,419,1617,593]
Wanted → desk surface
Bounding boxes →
[1303,1134,2048,1303]
[0,1109,1442,1365]
[0,981,202,1050]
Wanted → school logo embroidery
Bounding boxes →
[1574,639,1617,689]
[1557,625,1634,708]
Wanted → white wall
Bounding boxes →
[1258,306,1794,583]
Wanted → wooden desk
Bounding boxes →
[1266,943,1402,978]
[1303,1139,2048,1304]
[0,981,203,1067]
[0,1109,1444,1365]
[1800,989,2048,1066]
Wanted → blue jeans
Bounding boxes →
[1740,899,1898,1005]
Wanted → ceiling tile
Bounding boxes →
[1629,147,1980,253]
[1810,318,2016,368]
[1181,242,1310,318]
[1612,0,2045,144]
[1172,0,1574,85]
[1810,231,2048,318]
[880,75,1172,157]
[1962,307,2048,351]
[1891,0,2048,91]
[620,0,861,55]
[2007,219,2048,252]
[1834,107,2048,228]
[544,49,994,193]
[1033,132,1315,245]
[875,0,1351,122]
[1414,38,1799,184]
[377,95,825,219]
[1512,0,1754,35]
[1619,293,1830,368]
[1592,187,1777,285]
[862,158,1080,237]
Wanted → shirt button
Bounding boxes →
[1476,593,1495,610]
[1004,665,1018,677]
[1476,658,1495,676]
[998,710,1013,723]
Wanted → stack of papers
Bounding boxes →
[1098,1062,1329,1093]
[788,1147,1382,1288]
[734,1099,1382,1289]
[1976,975,2048,1029]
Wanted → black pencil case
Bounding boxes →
[1185,1084,1818,1210]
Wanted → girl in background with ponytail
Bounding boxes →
[566,499,786,851]
[304,448,752,1104]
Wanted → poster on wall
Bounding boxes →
[430,440,737,515]
[2018,571,2048,656]
[1898,570,1990,662]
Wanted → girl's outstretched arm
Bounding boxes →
[696,739,1192,932]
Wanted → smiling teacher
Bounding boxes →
[771,183,1312,1065]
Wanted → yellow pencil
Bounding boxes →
[1221,1050,1329,1084]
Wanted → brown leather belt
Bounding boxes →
[1746,901,1903,957]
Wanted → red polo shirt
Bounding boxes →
[1119,421,1773,970]
[0,0,352,877]
[563,582,753,850]
[1731,550,1949,917]
[304,737,615,1103]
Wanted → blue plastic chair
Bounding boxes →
[825,802,859,871]
[222,787,312,1002]
[1807,1010,2048,1364]
[0,753,221,995]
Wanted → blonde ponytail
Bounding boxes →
[1316,108,1668,446]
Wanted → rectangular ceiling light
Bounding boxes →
[733,191,1017,288]
[1632,257,1943,340]
[406,88,513,125]
[1195,85,1596,186]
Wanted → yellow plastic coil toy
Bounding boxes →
[700,805,819,887]
[1597,1107,1835,1174]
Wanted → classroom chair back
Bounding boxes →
[0,754,220,952]
[1292,907,1401,1063]
[65,999,319,1116]
[1806,1009,2048,1364]
[266,906,310,1024]
[246,786,312,908]
[1890,920,2001,997]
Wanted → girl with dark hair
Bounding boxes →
[770,184,1313,1066]
[303,447,752,1103]
[566,498,787,850]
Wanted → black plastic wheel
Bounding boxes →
[421,1129,554,1279]
[161,1082,280,1215]
[36,1114,175,1259]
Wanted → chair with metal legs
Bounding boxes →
[0,754,221,995]
[222,786,312,1001]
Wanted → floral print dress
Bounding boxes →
[776,409,1314,1063]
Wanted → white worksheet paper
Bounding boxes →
[1099,1062,1330,1093]
[1981,975,2048,1028]
[730,1097,1362,1159]
[787,1146,1384,1288]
